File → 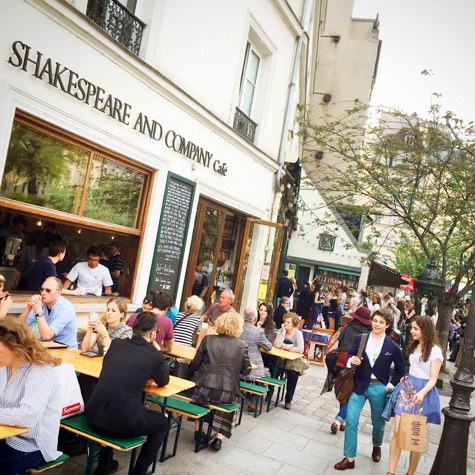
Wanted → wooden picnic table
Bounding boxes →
[165,343,197,360]
[261,346,302,360]
[49,348,195,398]
[0,425,30,440]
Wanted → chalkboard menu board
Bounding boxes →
[148,173,195,299]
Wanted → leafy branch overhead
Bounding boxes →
[298,101,475,304]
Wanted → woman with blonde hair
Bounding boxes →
[173,296,203,347]
[82,297,131,355]
[0,317,62,473]
[187,312,251,450]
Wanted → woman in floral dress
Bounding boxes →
[387,316,443,475]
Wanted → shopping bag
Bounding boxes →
[173,358,190,379]
[396,412,427,452]
[55,363,85,419]
[195,323,217,349]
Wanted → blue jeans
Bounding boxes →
[343,382,387,458]
[336,402,348,423]
[309,304,322,328]
[0,440,43,474]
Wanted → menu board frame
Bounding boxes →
[147,172,196,300]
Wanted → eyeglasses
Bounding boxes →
[40,287,54,293]
[143,299,152,305]
[0,324,18,339]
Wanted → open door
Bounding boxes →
[234,219,284,313]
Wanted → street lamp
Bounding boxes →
[430,280,475,474]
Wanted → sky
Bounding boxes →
[352,0,475,123]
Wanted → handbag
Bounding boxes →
[396,408,427,452]
[335,351,348,369]
[334,333,368,404]
[388,329,399,343]
[54,363,85,419]
[285,356,310,375]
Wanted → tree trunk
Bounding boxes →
[436,300,454,367]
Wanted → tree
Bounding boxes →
[299,100,475,348]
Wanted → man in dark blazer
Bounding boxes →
[85,312,169,475]
[335,308,405,471]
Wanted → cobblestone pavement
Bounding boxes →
[50,360,474,475]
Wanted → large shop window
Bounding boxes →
[0,111,153,297]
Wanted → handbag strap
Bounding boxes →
[351,332,369,367]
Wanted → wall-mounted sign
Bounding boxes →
[148,173,195,299]
[7,40,227,175]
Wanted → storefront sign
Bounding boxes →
[7,40,228,175]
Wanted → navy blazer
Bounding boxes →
[348,333,405,395]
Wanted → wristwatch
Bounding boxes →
[35,312,45,318]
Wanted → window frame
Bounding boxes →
[238,42,262,118]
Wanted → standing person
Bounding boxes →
[357,290,370,308]
[321,287,332,328]
[369,293,382,313]
[273,297,290,328]
[328,286,340,331]
[296,282,312,325]
[276,270,293,305]
[334,308,405,470]
[63,247,113,296]
[348,292,360,312]
[85,312,169,475]
[289,277,297,310]
[204,289,235,324]
[11,230,47,290]
[383,294,401,342]
[173,296,203,347]
[191,263,209,300]
[18,277,78,349]
[256,302,276,344]
[307,283,324,329]
[187,312,251,450]
[388,316,443,475]
[338,285,349,329]
[107,243,123,294]
[0,317,62,475]
[274,312,305,410]
[330,307,373,434]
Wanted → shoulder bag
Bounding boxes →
[334,333,369,404]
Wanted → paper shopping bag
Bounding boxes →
[195,324,217,349]
[396,412,427,452]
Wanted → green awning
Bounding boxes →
[317,265,360,277]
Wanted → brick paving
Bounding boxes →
[49,360,474,474]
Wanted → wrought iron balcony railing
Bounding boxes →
[233,107,258,143]
[86,0,145,56]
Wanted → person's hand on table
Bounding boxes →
[144,378,154,387]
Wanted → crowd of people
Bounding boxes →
[0,265,452,475]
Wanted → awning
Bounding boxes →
[317,265,361,277]
[367,261,407,288]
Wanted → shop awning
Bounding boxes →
[317,265,361,277]
[367,261,407,288]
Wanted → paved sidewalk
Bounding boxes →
[51,361,474,474]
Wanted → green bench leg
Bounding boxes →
[85,440,97,475]
[194,413,213,453]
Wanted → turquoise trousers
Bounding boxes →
[343,382,387,458]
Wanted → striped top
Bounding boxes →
[0,363,62,461]
[173,312,201,347]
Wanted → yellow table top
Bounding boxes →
[261,346,303,360]
[50,348,195,398]
[0,425,30,440]
[165,343,197,360]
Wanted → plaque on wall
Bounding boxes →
[148,172,196,299]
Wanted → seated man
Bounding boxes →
[63,246,113,296]
[85,312,169,475]
[204,288,236,324]
[18,276,78,348]
[127,292,174,352]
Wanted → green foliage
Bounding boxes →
[299,101,475,306]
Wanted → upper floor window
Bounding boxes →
[239,43,261,117]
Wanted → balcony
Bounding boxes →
[86,0,145,56]
[233,107,258,144]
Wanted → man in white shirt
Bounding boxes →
[63,246,113,296]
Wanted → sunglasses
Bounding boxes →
[0,324,18,339]
[40,287,55,294]
[143,299,152,305]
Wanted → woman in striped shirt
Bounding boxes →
[173,296,203,347]
[0,317,62,474]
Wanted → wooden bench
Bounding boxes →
[28,454,69,472]
[239,381,269,421]
[145,395,210,460]
[255,376,286,412]
[60,415,146,475]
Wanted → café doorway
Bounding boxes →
[181,198,246,310]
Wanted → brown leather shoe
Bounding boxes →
[372,446,381,462]
[334,458,355,470]
[340,423,346,431]
[331,422,338,434]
